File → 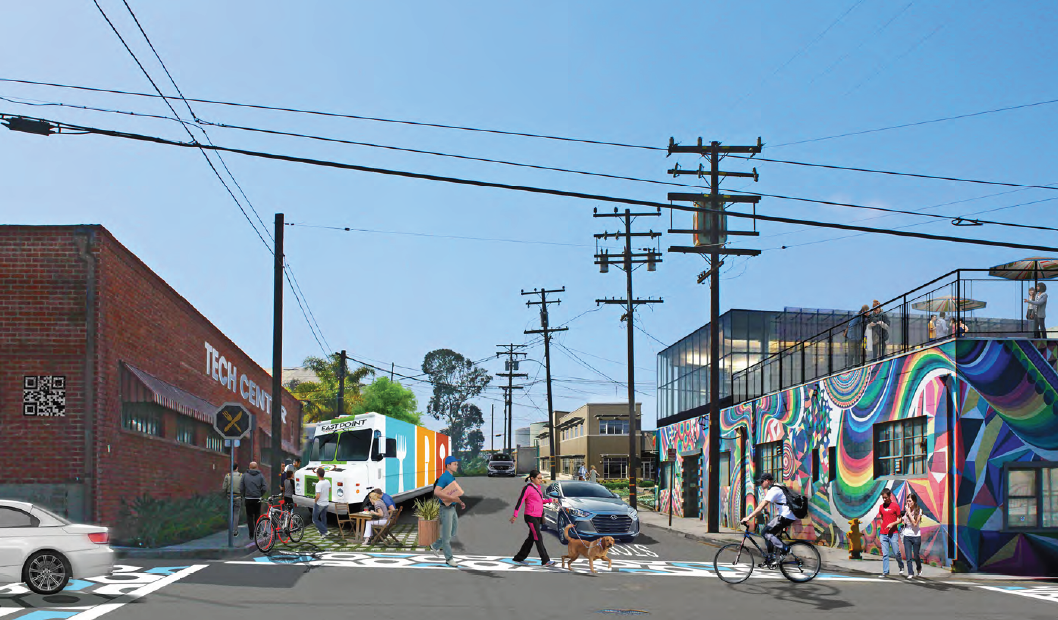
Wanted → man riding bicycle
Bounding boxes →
[740,473,794,566]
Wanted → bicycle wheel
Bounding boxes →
[254,517,276,553]
[288,513,305,543]
[779,541,821,583]
[714,543,756,584]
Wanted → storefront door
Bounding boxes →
[683,454,700,518]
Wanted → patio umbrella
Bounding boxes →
[911,296,987,313]
[988,256,1058,285]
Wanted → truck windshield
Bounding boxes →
[309,433,339,462]
[336,429,372,462]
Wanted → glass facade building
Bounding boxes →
[655,307,855,423]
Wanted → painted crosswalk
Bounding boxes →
[230,551,877,580]
[0,564,206,620]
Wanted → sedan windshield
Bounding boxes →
[561,482,618,499]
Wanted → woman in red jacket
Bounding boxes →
[509,470,556,567]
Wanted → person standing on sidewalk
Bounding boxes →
[588,465,598,484]
[222,463,244,537]
[430,456,466,568]
[312,467,331,536]
[240,462,267,534]
[901,493,924,579]
[876,487,905,577]
[510,470,556,567]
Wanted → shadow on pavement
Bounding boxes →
[461,496,508,515]
[732,581,853,611]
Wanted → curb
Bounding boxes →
[655,526,1053,583]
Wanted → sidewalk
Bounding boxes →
[640,512,1048,582]
[113,525,257,560]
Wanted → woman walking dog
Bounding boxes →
[509,470,556,567]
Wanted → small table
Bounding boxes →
[345,512,373,540]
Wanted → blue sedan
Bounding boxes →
[541,481,640,544]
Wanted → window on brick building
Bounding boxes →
[121,403,162,437]
[176,418,197,445]
[874,416,928,478]
[206,434,223,453]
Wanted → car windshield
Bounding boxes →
[491,454,512,461]
[561,482,618,499]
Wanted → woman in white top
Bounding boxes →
[901,493,923,579]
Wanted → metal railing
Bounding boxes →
[731,269,1042,404]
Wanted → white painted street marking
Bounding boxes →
[229,552,877,581]
[979,585,1058,606]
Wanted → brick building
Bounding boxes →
[0,225,301,526]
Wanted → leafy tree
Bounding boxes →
[288,354,374,422]
[349,377,423,425]
[421,349,491,456]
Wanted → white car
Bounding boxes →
[0,500,114,594]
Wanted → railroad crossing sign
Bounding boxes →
[213,402,251,439]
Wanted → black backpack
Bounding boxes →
[776,484,809,519]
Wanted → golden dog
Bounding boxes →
[560,525,615,574]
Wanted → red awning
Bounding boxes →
[121,363,215,424]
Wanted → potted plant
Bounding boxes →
[414,497,441,548]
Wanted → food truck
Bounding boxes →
[293,413,450,511]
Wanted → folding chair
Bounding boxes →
[368,506,404,547]
[334,502,354,540]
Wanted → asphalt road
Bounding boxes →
[3,477,1057,620]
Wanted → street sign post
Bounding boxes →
[214,403,251,548]
[666,448,677,526]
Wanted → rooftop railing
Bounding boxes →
[731,268,1045,404]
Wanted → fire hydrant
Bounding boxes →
[848,518,863,560]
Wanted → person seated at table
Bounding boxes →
[362,488,389,544]
[366,486,397,516]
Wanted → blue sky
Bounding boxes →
[2,1,1056,433]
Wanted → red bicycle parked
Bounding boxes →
[254,495,305,553]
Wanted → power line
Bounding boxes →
[9,92,1053,234]
[737,154,1058,192]
[7,113,1058,254]
[0,76,663,152]
[286,222,591,248]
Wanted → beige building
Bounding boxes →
[537,403,656,481]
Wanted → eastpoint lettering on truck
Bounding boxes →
[204,340,287,422]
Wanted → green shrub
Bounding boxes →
[458,455,489,476]
[114,493,229,548]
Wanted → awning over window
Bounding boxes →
[121,363,215,424]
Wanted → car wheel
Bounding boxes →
[557,514,570,544]
[23,550,71,595]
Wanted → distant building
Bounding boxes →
[537,403,655,481]
[514,426,531,448]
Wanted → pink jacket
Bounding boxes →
[512,483,553,518]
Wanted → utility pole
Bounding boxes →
[271,213,284,485]
[594,207,663,509]
[496,344,528,453]
[667,137,762,533]
[491,403,494,452]
[336,350,347,418]
[522,288,567,480]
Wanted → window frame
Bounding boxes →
[873,416,929,479]
[755,440,784,483]
[121,403,163,438]
[176,417,197,446]
[1002,462,1058,532]
[0,506,40,528]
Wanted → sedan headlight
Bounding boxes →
[629,509,639,521]
[567,507,593,519]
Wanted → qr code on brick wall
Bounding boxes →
[23,375,66,416]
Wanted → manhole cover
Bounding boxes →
[598,611,649,616]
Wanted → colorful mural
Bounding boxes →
[657,417,704,518]
[953,339,1058,575]
[658,337,1058,575]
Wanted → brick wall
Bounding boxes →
[0,225,302,527]
[0,227,93,501]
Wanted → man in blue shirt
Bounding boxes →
[366,487,397,516]
[431,456,465,567]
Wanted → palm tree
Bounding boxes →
[288,354,375,423]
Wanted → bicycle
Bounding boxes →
[713,523,821,584]
[254,495,305,553]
